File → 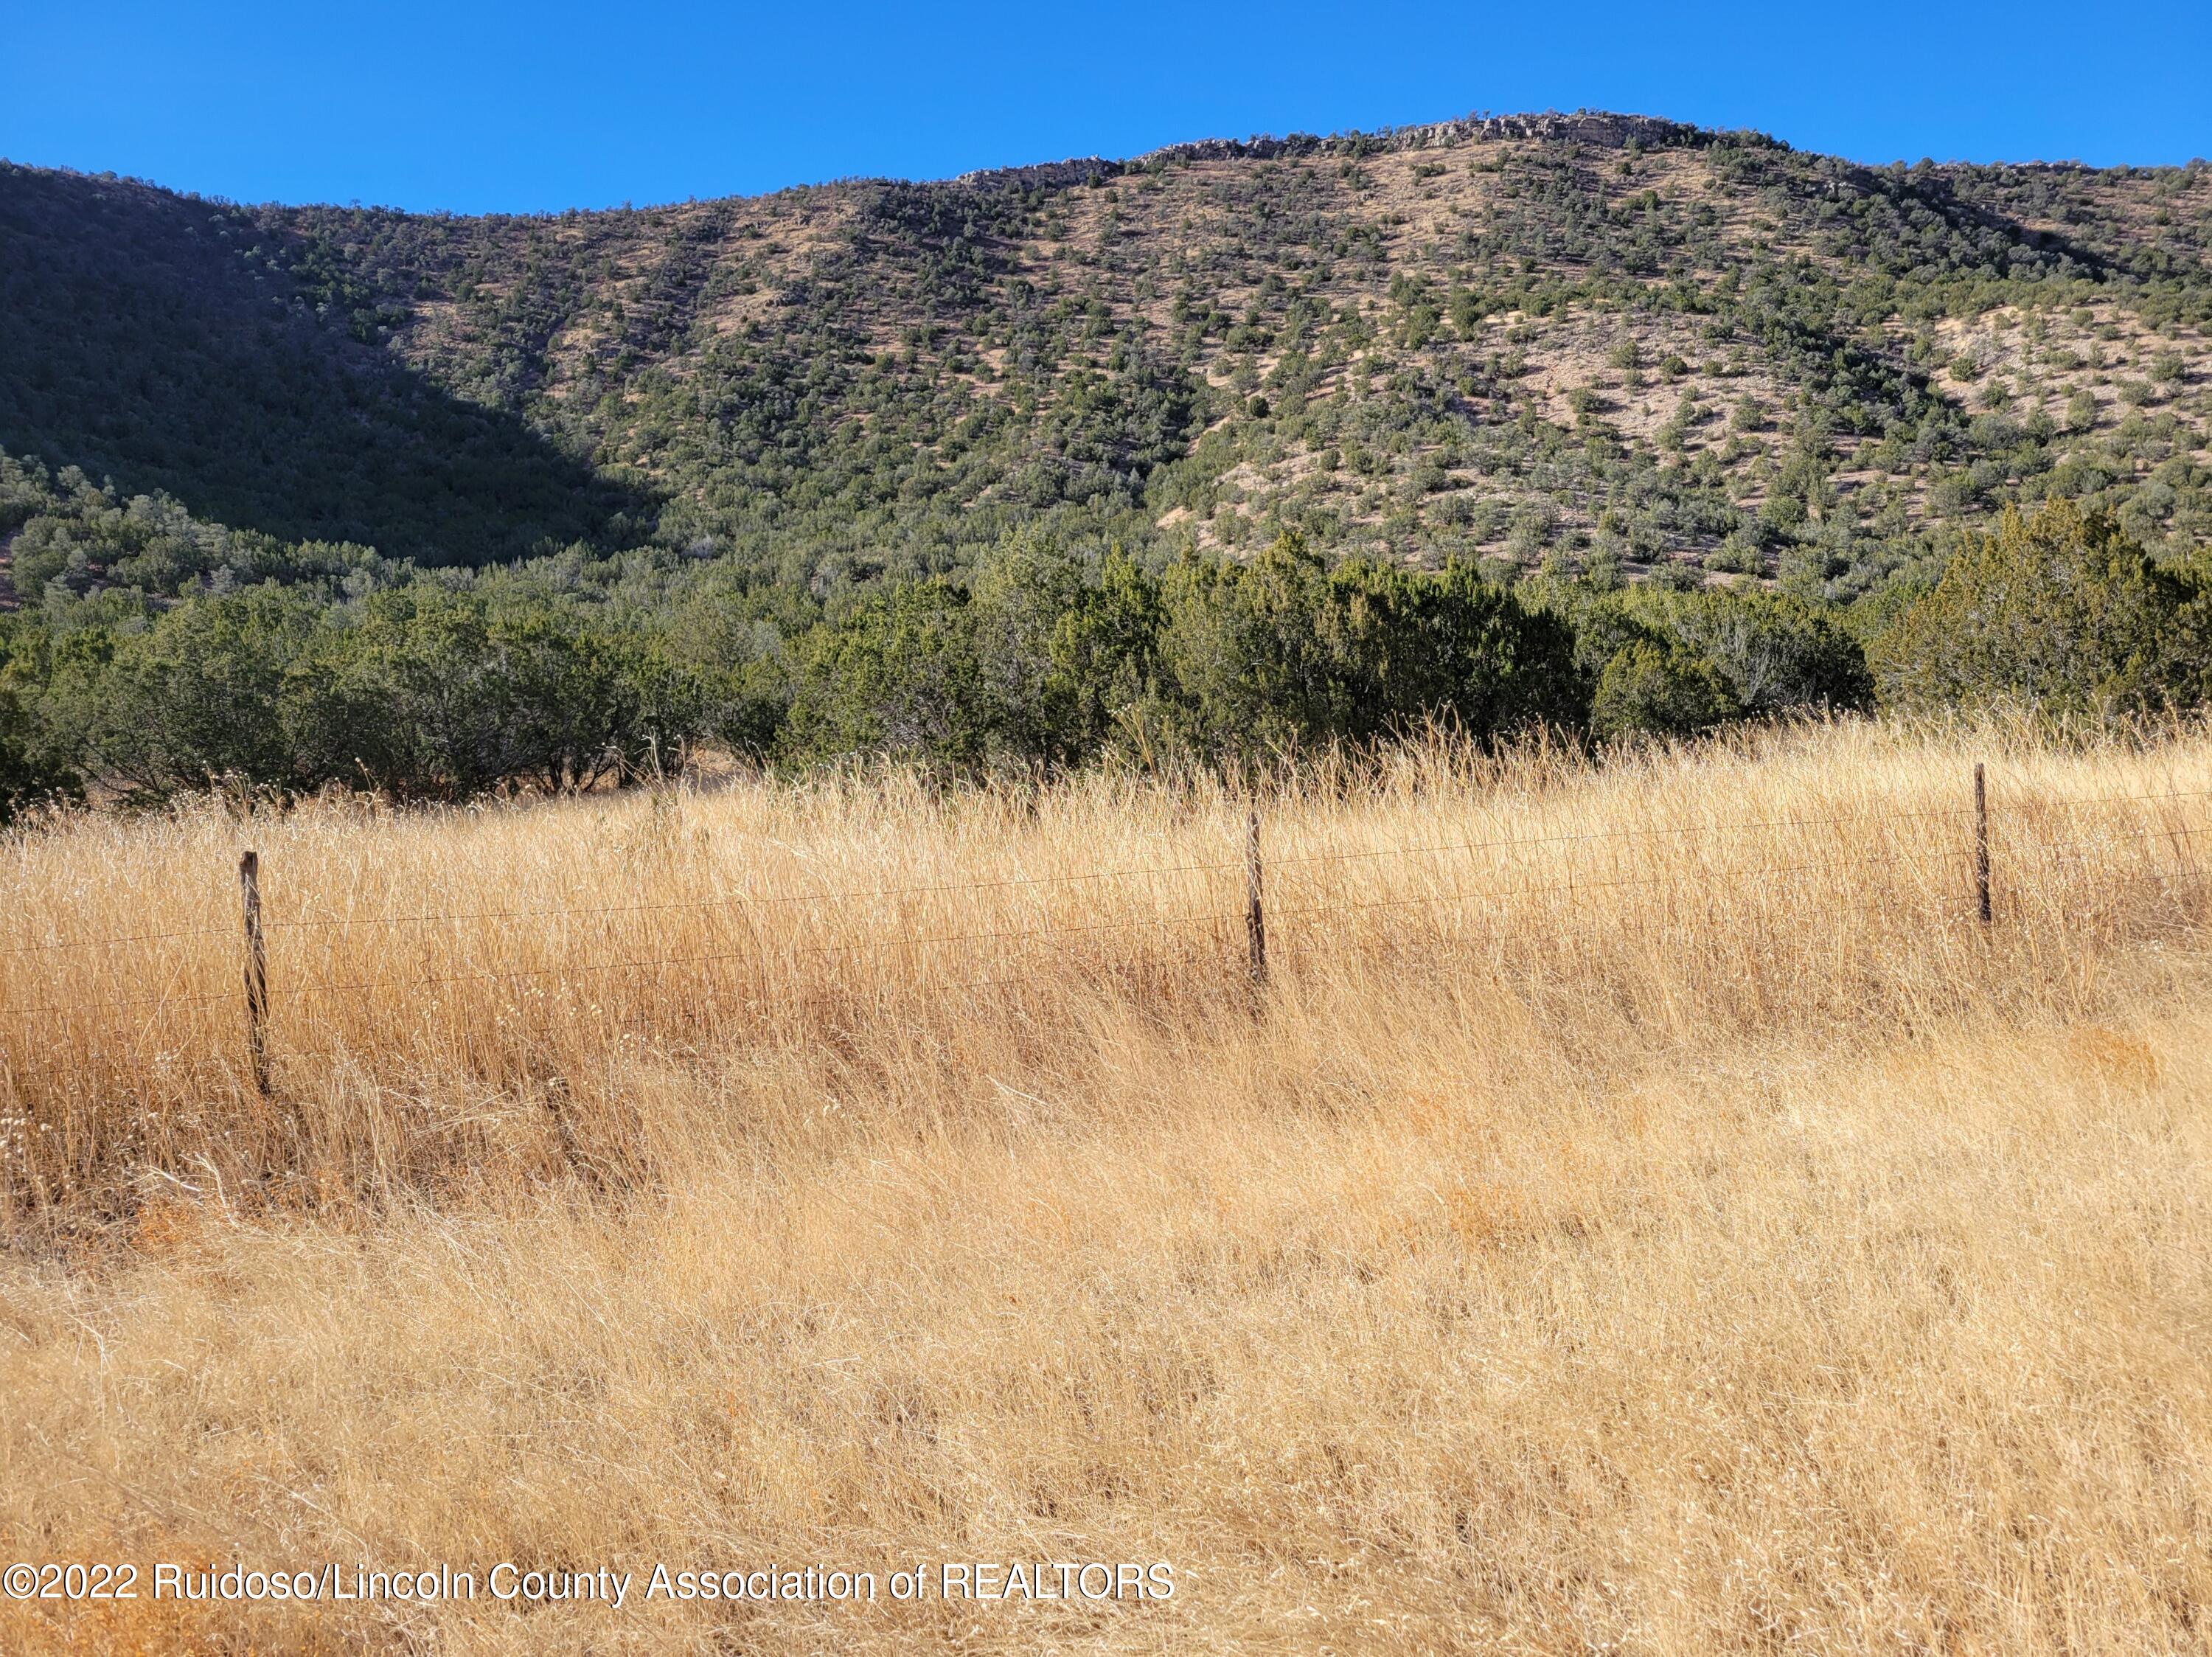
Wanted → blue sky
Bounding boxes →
[5,1,2207,213]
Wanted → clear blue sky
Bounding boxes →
[5,1,2207,214]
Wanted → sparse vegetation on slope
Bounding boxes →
[7,112,2211,608]
[1,116,2210,804]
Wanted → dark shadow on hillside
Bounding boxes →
[0,165,658,563]
[1893,175,2123,282]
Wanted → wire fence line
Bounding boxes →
[0,779,2205,1033]
[9,783,2210,961]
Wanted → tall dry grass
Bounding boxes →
[4,718,2208,1220]
[2,719,2211,1653]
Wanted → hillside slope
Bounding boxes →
[3,111,2209,607]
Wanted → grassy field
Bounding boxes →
[4,720,2211,1653]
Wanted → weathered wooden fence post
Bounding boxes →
[240,850,270,1094]
[1973,763,1992,929]
[1245,802,1267,990]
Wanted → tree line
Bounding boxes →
[1,500,2203,823]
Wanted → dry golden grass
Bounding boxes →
[4,720,2212,1653]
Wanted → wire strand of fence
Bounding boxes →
[9,782,2204,961]
[257,853,1251,937]
[240,836,2143,1009]
[1,813,2185,1025]
[259,903,1245,1003]
[0,856,1251,959]
[1269,802,1964,869]
[1270,841,1973,925]
[0,923,233,961]
[1265,785,2212,870]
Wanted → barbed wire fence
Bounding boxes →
[1,770,2208,1094]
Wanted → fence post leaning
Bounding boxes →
[1973,763,1992,929]
[1245,802,1268,990]
[240,849,270,1095]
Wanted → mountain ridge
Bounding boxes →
[8,111,1734,212]
[2,108,2207,614]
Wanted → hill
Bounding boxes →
[4,111,2210,608]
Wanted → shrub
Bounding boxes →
[285,590,705,799]
[1655,588,1876,717]
[1158,534,1585,754]
[1706,537,1765,576]
[1874,501,2212,718]
[0,621,76,822]
[1049,549,1169,758]
[1590,640,1740,741]
[781,580,995,768]
[47,587,319,802]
